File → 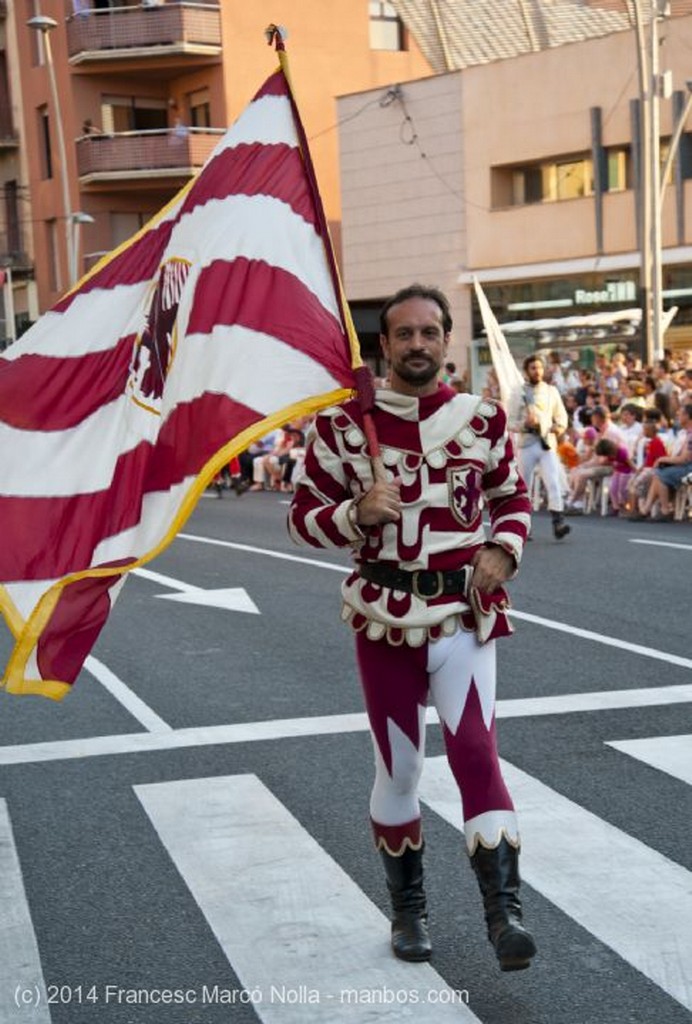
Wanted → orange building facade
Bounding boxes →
[0,0,431,341]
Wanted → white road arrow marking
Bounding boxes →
[132,567,260,614]
[607,734,692,787]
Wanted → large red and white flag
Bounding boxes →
[0,53,360,699]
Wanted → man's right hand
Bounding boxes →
[356,479,402,525]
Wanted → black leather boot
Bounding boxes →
[551,510,571,539]
[380,844,432,961]
[470,838,536,971]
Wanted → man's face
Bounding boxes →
[380,297,449,396]
[526,360,544,385]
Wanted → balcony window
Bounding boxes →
[110,211,148,248]
[189,88,211,129]
[101,95,168,134]
[369,1,404,51]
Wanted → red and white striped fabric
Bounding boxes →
[0,66,358,698]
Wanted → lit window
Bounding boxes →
[369,1,404,51]
[555,159,593,200]
[606,148,631,191]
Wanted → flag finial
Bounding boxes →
[265,24,288,50]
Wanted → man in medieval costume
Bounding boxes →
[289,284,536,971]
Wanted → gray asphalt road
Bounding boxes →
[0,491,689,1024]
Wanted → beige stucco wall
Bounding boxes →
[339,71,469,367]
[339,16,692,363]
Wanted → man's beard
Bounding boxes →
[394,355,440,386]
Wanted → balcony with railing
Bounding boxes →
[0,129,19,150]
[67,2,222,72]
[0,231,32,271]
[76,126,223,187]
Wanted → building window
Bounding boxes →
[369,1,404,51]
[511,165,545,205]
[188,89,211,128]
[38,105,52,179]
[110,211,148,249]
[501,154,594,207]
[46,218,61,292]
[4,180,20,255]
[554,158,592,200]
[101,95,168,133]
[606,147,631,191]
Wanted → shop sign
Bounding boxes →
[573,281,636,305]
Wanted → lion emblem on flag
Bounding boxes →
[448,466,482,527]
[128,257,191,413]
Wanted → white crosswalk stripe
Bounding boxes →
[136,774,477,1022]
[0,801,51,1023]
[419,755,692,1014]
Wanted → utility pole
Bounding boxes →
[632,0,653,365]
[649,1,666,364]
[632,0,674,367]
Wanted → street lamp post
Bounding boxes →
[70,212,95,286]
[27,15,76,286]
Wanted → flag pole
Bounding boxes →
[265,25,386,484]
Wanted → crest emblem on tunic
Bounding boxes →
[448,466,481,527]
[127,257,191,415]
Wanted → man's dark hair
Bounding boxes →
[643,407,663,423]
[523,354,544,373]
[594,438,617,456]
[683,402,692,419]
[621,402,642,421]
[379,284,452,336]
[591,405,608,421]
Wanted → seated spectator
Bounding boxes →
[277,425,306,492]
[593,438,633,515]
[626,408,668,516]
[631,402,692,521]
[591,404,627,447]
[615,403,643,458]
[239,430,278,486]
[251,425,304,491]
[565,426,602,512]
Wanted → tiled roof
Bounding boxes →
[393,1,692,72]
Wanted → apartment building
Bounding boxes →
[0,0,432,342]
[338,15,692,376]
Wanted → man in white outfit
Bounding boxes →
[512,355,571,539]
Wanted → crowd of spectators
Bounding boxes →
[212,347,692,524]
[485,347,692,523]
[211,417,311,498]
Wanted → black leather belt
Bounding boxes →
[358,562,471,600]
